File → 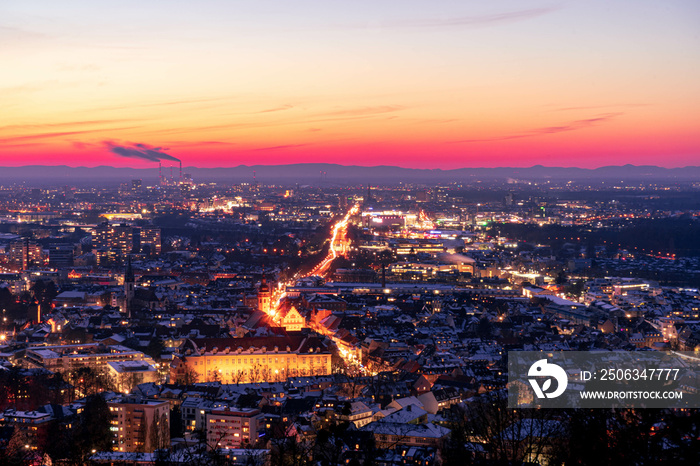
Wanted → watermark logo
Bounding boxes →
[528,359,568,399]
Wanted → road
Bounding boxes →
[262,204,363,370]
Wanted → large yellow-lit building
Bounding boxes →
[170,335,332,384]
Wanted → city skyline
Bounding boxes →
[2,0,699,169]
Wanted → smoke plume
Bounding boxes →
[105,141,179,162]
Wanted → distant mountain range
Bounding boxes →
[0,164,698,186]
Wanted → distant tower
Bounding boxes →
[258,275,271,314]
[363,185,376,210]
[124,256,135,318]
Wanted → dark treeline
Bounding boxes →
[491,218,700,257]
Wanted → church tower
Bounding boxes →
[258,275,271,314]
[124,256,135,318]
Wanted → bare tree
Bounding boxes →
[249,364,262,383]
[177,364,199,385]
[232,369,246,385]
[461,390,564,465]
[260,364,272,382]
[271,437,314,466]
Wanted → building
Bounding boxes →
[0,409,54,452]
[48,243,74,267]
[93,223,135,263]
[112,224,135,258]
[361,421,451,449]
[170,335,332,384]
[25,343,154,374]
[258,277,272,314]
[279,306,305,332]
[108,360,159,393]
[140,226,161,256]
[9,238,42,269]
[206,407,264,449]
[108,397,170,452]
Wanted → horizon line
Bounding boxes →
[0,163,698,171]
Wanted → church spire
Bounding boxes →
[124,256,135,318]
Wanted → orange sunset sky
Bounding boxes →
[2,1,699,169]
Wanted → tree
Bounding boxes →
[260,365,272,383]
[30,280,59,308]
[249,364,262,383]
[313,427,348,466]
[170,405,184,439]
[145,338,165,359]
[69,366,112,397]
[136,416,148,453]
[462,390,564,465]
[271,437,313,466]
[115,371,142,394]
[476,317,492,339]
[149,412,169,452]
[555,270,568,285]
[177,364,199,385]
[76,394,112,456]
[232,369,246,385]
[4,425,32,466]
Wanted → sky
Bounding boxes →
[1,0,699,169]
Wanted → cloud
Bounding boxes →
[55,63,102,72]
[252,144,309,151]
[319,105,404,117]
[0,127,138,144]
[452,112,622,143]
[88,96,232,113]
[105,141,180,162]
[0,80,71,96]
[388,6,558,29]
[164,140,235,147]
[533,113,622,134]
[0,119,132,132]
[553,104,649,112]
[139,103,405,138]
[72,141,96,150]
[0,25,45,42]
[418,118,460,124]
[256,104,294,113]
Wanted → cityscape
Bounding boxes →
[2,1,700,465]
